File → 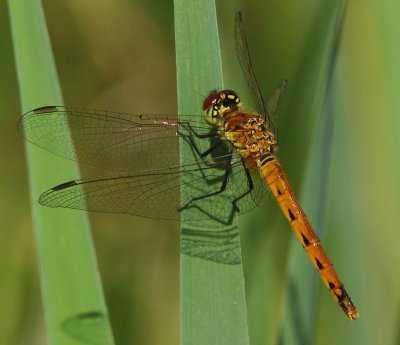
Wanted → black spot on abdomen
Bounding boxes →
[301,233,311,246]
[288,208,296,221]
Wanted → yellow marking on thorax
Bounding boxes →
[221,112,276,163]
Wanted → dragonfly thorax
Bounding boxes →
[203,90,242,126]
[223,113,277,161]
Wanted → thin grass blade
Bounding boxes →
[8,0,114,343]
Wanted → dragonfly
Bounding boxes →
[18,12,359,320]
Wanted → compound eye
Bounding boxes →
[223,89,238,97]
[221,89,240,106]
[203,91,220,110]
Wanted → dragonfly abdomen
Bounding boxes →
[258,155,360,320]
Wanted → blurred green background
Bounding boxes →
[2,0,399,344]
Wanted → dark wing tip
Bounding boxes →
[32,106,59,114]
[17,105,59,137]
[51,180,78,191]
[39,180,79,207]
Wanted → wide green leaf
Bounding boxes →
[174,1,249,344]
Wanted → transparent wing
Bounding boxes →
[266,80,287,117]
[234,12,268,122]
[234,12,287,136]
[19,105,270,222]
[39,155,269,223]
[266,80,287,139]
[18,106,213,173]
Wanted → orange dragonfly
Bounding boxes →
[18,12,359,319]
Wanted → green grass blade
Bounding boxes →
[8,0,114,344]
[174,1,249,344]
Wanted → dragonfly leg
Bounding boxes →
[232,160,254,212]
[178,153,232,212]
[178,122,221,158]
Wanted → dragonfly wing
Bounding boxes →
[39,153,266,222]
[39,167,182,220]
[265,80,287,138]
[18,106,212,173]
[234,13,268,120]
[231,165,270,214]
[234,12,287,136]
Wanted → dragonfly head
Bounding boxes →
[203,90,241,126]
